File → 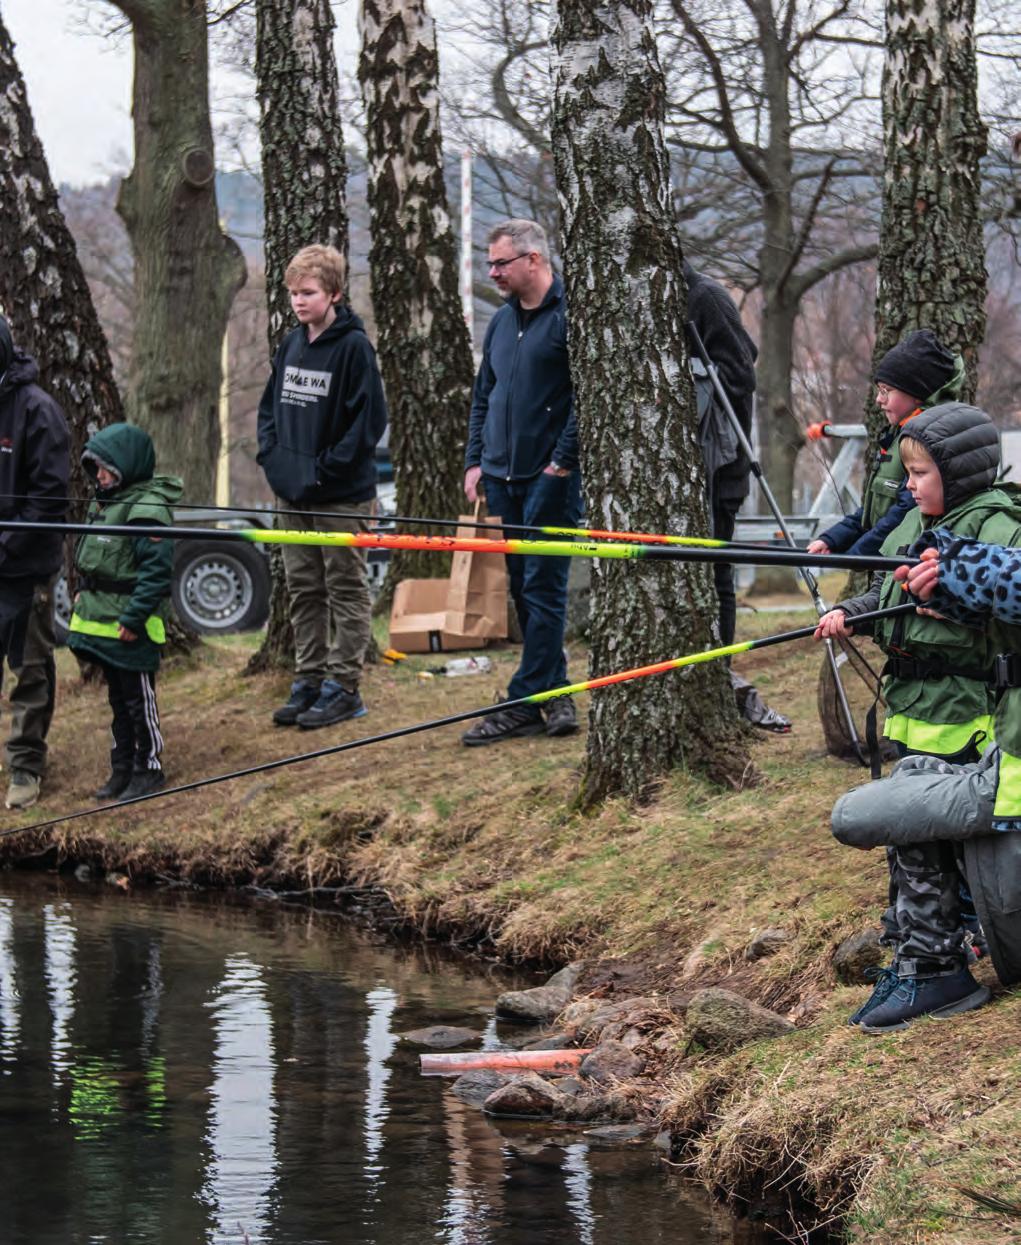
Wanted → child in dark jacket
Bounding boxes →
[67,424,182,800]
[816,402,1021,1032]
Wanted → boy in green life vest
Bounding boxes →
[816,403,1018,1030]
[67,424,182,801]
[807,330,965,558]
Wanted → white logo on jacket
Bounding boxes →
[282,366,332,406]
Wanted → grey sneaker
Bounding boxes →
[461,705,546,746]
[544,695,579,737]
[5,770,41,810]
[273,679,322,726]
[296,680,367,730]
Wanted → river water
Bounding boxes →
[0,874,765,1245]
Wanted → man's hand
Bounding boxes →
[464,466,483,502]
[806,538,830,555]
[893,545,939,601]
[543,462,571,478]
[117,624,137,642]
[814,609,853,640]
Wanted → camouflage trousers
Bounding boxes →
[880,841,969,977]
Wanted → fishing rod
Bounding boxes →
[4,602,917,838]
[0,492,783,552]
[0,519,921,573]
[688,320,866,761]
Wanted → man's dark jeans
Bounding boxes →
[483,470,582,700]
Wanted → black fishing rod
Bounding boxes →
[3,602,918,839]
[0,518,921,572]
[0,492,785,553]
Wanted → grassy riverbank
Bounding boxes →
[4,603,1020,1242]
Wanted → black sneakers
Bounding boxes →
[858,967,990,1033]
[461,705,546,747]
[121,769,166,801]
[544,695,579,737]
[273,680,322,726]
[95,770,133,801]
[296,680,367,730]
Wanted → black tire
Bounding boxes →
[171,540,271,634]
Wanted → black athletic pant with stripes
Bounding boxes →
[100,662,164,774]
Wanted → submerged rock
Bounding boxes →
[401,1025,480,1048]
[482,1071,566,1119]
[832,928,884,984]
[583,1124,653,1146]
[580,1040,645,1085]
[744,927,793,961]
[451,1069,510,1107]
[685,987,794,1053]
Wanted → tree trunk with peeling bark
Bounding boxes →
[359,0,474,597]
[110,0,246,504]
[871,0,986,415]
[552,0,746,805]
[248,0,350,674]
[0,13,123,511]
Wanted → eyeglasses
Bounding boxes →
[488,253,530,272]
[876,384,893,399]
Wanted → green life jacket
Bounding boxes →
[70,478,179,645]
[874,487,1021,756]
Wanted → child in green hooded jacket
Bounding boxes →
[68,423,182,801]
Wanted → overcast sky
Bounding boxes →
[5,0,371,187]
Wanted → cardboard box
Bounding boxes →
[387,578,479,653]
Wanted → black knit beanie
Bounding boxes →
[874,329,957,402]
[0,315,12,378]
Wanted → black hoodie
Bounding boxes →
[256,305,388,506]
[0,321,71,581]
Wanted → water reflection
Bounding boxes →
[0,877,763,1245]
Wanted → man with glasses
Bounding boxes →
[462,219,580,746]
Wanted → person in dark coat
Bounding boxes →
[461,219,581,746]
[0,315,70,811]
[257,244,387,731]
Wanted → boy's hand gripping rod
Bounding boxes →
[687,321,866,762]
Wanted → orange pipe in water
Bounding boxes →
[420,1048,592,1076]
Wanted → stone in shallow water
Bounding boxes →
[482,1072,566,1118]
[495,985,571,1024]
[401,1025,481,1048]
[583,1124,654,1145]
[450,1069,510,1106]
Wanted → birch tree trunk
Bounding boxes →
[359,0,474,596]
[110,0,246,503]
[871,0,986,414]
[0,14,123,511]
[248,0,350,673]
[552,0,746,805]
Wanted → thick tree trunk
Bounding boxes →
[359,0,474,600]
[112,0,247,504]
[872,0,986,403]
[552,0,746,805]
[0,14,123,511]
[248,0,350,674]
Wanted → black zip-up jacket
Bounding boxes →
[256,306,387,506]
[465,274,578,480]
[685,262,757,502]
[0,344,70,581]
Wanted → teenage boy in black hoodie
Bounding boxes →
[0,315,70,811]
[257,245,388,729]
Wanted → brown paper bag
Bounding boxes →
[443,504,508,645]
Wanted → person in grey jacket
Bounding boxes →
[462,219,581,747]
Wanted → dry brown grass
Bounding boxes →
[3,609,1019,1241]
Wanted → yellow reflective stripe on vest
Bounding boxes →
[993,749,1021,819]
[69,613,167,645]
[883,713,992,757]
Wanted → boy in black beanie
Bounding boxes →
[808,329,965,558]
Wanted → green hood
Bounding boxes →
[83,422,159,490]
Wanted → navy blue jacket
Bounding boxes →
[465,275,578,480]
[818,425,915,556]
[256,306,387,506]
